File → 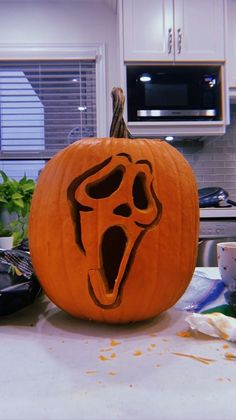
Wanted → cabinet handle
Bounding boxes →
[168,28,173,54]
[177,28,182,54]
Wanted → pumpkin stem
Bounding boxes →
[109,87,133,139]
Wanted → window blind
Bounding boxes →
[0,59,97,160]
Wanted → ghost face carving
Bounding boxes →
[67,153,162,309]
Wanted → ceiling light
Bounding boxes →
[165,136,174,141]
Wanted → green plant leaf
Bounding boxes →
[11,179,19,188]
[12,198,24,208]
[12,230,23,247]
[22,184,35,194]
[19,176,34,185]
[11,192,23,200]
[19,173,27,182]
[0,170,9,183]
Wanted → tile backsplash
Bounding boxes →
[176,104,236,201]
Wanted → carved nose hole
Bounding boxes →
[133,172,148,209]
[102,226,127,292]
[113,203,132,217]
[86,166,124,199]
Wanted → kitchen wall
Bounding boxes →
[176,104,236,201]
[0,0,120,126]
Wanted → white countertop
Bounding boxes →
[0,267,235,420]
[200,207,236,218]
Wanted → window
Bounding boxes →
[0,58,97,180]
[0,42,106,180]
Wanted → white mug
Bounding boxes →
[217,242,236,292]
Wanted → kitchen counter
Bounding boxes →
[200,207,236,218]
[0,267,235,420]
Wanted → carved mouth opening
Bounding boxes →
[101,226,127,293]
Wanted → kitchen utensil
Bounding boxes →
[198,187,236,207]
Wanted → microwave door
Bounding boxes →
[126,64,221,122]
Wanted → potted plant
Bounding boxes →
[0,170,36,248]
[0,220,14,249]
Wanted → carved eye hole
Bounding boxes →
[86,166,124,199]
[133,172,149,209]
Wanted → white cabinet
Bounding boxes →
[123,0,225,61]
[123,0,173,61]
[227,0,236,91]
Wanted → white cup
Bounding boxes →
[217,242,236,292]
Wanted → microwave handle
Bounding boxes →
[177,28,182,54]
[168,28,173,54]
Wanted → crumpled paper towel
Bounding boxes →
[185,312,236,342]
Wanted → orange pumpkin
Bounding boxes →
[28,89,199,324]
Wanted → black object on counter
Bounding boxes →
[198,187,236,208]
[0,249,41,316]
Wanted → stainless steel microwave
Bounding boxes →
[126,65,222,122]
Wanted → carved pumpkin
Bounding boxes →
[28,88,199,323]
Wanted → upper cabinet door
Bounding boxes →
[123,0,174,61]
[122,0,225,62]
[227,0,236,88]
[174,0,225,61]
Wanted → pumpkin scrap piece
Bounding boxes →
[133,350,143,357]
[99,355,109,361]
[172,352,216,365]
[223,344,229,349]
[176,330,191,338]
[224,352,236,360]
[110,353,116,359]
[110,339,121,347]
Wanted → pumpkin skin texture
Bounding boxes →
[28,137,199,324]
